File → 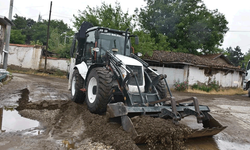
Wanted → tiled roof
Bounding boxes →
[143,51,240,70]
[199,53,233,65]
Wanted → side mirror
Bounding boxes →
[95,30,99,39]
[135,36,139,45]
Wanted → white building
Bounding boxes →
[144,51,244,88]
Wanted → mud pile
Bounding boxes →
[80,105,139,150]
[132,116,192,149]
[17,100,191,150]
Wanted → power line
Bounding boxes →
[52,15,72,19]
[13,6,25,16]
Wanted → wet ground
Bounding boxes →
[1,73,250,150]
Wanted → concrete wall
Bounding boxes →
[0,44,69,72]
[188,66,242,87]
[39,57,69,72]
[0,45,42,69]
[188,66,208,85]
[150,65,242,88]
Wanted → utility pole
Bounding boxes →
[44,1,52,72]
[3,0,14,69]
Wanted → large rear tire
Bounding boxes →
[86,67,113,114]
[71,69,85,103]
[148,72,167,99]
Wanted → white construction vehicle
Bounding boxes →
[243,60,250,97]
[67,21,226,142]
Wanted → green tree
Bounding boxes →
[10,14,73,58]
[138,0,229,54]
[73,2,134,31]
[12,14,27,30]
[132,30,170,55]
[10,29,26,44]
[48,28,71,58]
[43,20,70,33]
[243,49,250,68]
[226,46,244,67]
[11,14,36,44]
[25,18,36,43]
[31,22,47,45]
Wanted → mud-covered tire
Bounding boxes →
[148,72,167,99]
[71,69,85,103]
[86,67,113,114]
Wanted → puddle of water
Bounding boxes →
[181,115,250,150]
[217,139,250,150]
[185,136,250,150]
[1,108,39,132]
[23,129,44,135]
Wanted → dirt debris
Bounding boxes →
[131,116,191,150]
[15,99,191,150]
[55,102,139,150]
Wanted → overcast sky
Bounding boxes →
[1,0,250,53]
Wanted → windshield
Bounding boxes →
[99,33,130,57]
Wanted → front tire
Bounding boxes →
[86,67,113,114]
[71,69,85,103]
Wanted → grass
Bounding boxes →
[187,88,247,95]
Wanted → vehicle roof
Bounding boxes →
[86,26,130,36]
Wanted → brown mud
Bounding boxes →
[17,98,190,150]
[132,116,191,149]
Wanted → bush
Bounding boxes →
[174,80,188,91]
[191,80,220,92]
[210,80,220,91]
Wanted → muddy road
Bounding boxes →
[0,73,250,150]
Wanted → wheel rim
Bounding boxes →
[71,76,76,96]
[88,77,97,103]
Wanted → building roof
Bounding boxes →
[0,15,14,26]
[143,51,241,71]
[199,53,233,65]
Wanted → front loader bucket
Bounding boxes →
[119,113,226,144]
[186,112,227,138]
[107,102,226,144]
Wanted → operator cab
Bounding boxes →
[82,27,132,66]
[70,21,138,68]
